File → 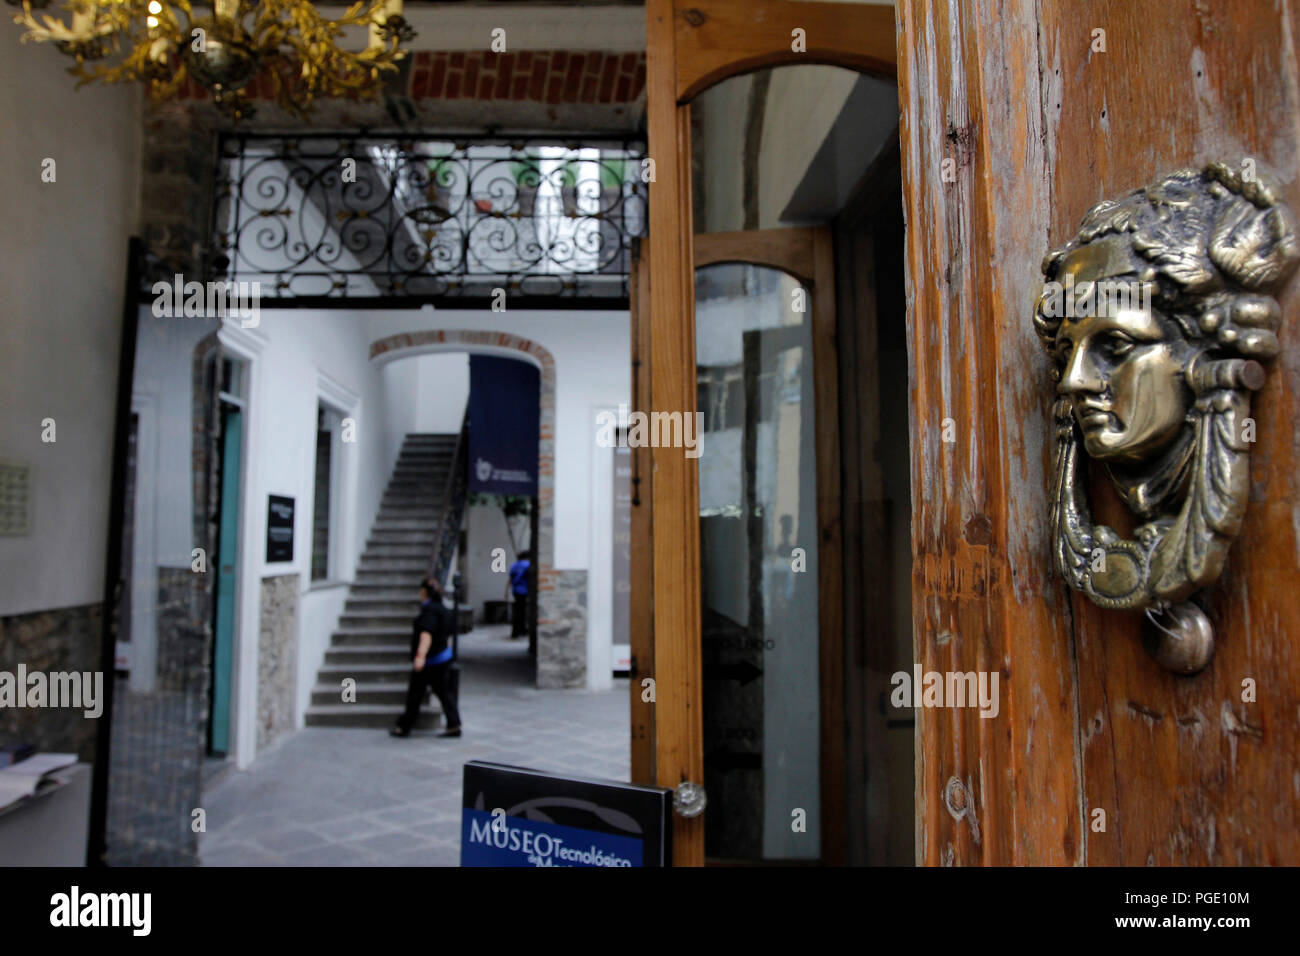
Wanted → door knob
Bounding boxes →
[672,781,707,818]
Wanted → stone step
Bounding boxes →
[312,682,411,706]
[324,643,411,664]
[371,519,439,531]
[359,551,430,562]
[357,562,429,575]
[378,500,442,512]
[366,534,435,546]
[359,553,430,565]
[385,476,447,486]
[303,704,440,729]
[375,504,441,514]
[386,472,450,483]
[331,631,408,648]
[392,460,453,472]
[384,465,452,476]
[347,585,421,599]
[398,448,454,457]
[318,661,412,683]
[379,489,447,504]
[339,612,411,626]
[355,570,425,584]
[362,548,431,559]
[345,599,414,614]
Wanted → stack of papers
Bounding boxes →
[0,753,78,815]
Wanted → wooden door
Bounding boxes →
[899,0,1300,864]
[645,0,896,866]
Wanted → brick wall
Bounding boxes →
[409,50,645,104]
[177,50,646,106]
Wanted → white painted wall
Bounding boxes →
[587,407,617,691]
[126,311,219,690]
[215,308,391,768]
[382,351,469,472]
[0,35,141,617]
[464,502,524,620]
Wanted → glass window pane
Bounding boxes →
[696,261,820,861]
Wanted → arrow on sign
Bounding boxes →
[704,660,763,685]
[707,749,762,772]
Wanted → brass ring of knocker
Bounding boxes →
[1143,602,1215,675]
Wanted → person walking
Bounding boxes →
[390,577,462,738]
[508,550,531,639]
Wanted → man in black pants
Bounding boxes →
[390,578,462,738]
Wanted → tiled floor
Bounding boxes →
[199,623,630,866]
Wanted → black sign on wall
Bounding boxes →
[266,495,295,563]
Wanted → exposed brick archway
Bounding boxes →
[369,329,584,689]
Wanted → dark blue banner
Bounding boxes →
[467,355,539,496]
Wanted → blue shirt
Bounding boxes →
[417,598,454,666]
[509,559,530,597]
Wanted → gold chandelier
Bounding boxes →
[9,0,415,119]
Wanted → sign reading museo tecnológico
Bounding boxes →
[461,761,672,867]
[467,355,539,496]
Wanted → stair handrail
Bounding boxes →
[430,410,470,586]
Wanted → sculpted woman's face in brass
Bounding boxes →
[1049,239,1195,464]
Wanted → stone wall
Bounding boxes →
[0,602,103,761]
[537,569,586,689]
[257,574,299,750]
[155,565,210,694]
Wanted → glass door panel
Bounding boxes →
[695,260,820,861]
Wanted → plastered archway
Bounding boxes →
[369,329,584,689]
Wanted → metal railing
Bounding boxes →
[430,412,470,586]
[211,133,647,305]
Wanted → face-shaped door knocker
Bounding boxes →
[1035,163,1298,673]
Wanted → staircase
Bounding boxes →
[304,433,457,730]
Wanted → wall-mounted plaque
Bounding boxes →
[266,494,295,563]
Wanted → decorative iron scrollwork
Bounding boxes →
[212,135,647,302]
[1035,162,1299,673]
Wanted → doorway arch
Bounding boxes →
[369,328,585,690]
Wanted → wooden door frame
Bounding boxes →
[695,226,844,865]
[645,0,897,866]
[628,240,655,786]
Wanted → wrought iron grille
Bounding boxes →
[212,134,647,303]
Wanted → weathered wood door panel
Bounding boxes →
[899,0,1300,865]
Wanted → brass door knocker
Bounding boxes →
[1036,162,1298,673]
